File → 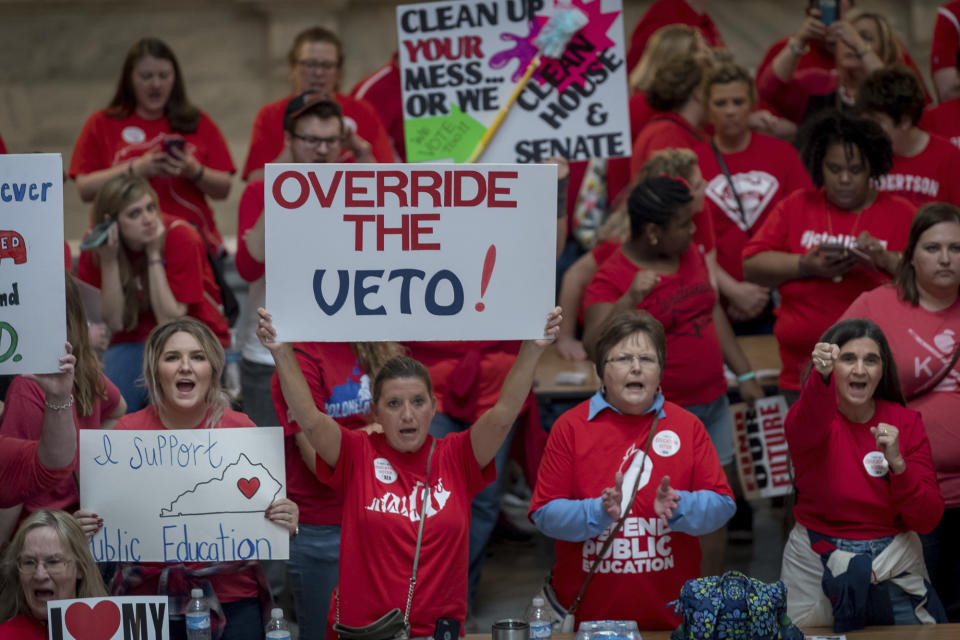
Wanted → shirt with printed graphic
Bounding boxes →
[742,189,914,390]
[317,429,494,637]
[872,134,960,208]
[530,400,731,629]
[694,132,812,280]
[843,285,960,507]
[270,341,372,525]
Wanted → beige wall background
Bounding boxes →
[0,0,946,242]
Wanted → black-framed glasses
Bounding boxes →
[291,133,343,148]
[17,556,74,576]
[296,60,338,72]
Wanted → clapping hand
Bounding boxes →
[654,476,681,528]
[601,472,624,520]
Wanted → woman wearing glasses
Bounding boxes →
[530,310,734,629]
[0,510,107,639]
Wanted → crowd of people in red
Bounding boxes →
[2,0,960,638]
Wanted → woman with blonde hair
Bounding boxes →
[0,509,108,639]
[78,173,229,411]
[0,274,125,542]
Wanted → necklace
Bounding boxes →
[823,195,865,283]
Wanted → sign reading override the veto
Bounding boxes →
[265,163,556,342]
[0,153,66,374]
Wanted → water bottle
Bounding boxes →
[265,608,291,639]
[525,596,552,639]
[185,588,211,640]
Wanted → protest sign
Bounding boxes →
[79,428,288,562]
[265,163,556,342]
[0,154,66,374]
[398,0,630,163]
[48,596,169,640]
[730,396,793,500]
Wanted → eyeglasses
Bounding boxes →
[604,354,658,369]
[18,557,74,576]
[296,60,338,72]
[291,133,343,148]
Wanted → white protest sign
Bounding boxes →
[398,0,630,163]
[730,396,793,500]
[0,154,66,374]
[48,596,169,640]
[265,163,556,342]
[79,428,288,562]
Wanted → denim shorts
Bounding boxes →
[683,393,734,466]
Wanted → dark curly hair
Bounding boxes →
[798,109,893,187]
[106,38,200,134]
[627,176,693,240]
[646,54,703,112]
[856,66,926,127]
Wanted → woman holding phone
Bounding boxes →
[70,37,234,255]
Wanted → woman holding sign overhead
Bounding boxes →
[77,174,229,412]
[257,305,561,638]
[0,509,108,639]
[75,317,298,640]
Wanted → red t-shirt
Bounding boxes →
[741,189,914,390]
[919,98,960,150]
[0,436,74,509]
[931,1,960,72]
[0,615,46,640]
[626,0,725,71]
[756,65,838,125]
[241,93,394,180]
[786,371,944,538]
[350,54,405,161]
[235,179,265,283]
[317,429,494,637]
[270,342,371,525]
[842,285,960,507]
[630,112,704,177]
[873,134,960,208]
[694,133,812,280]
[530,401,731,629]
[68,110,234,252]
[583,247,726,407]
[0,375,122,519]
[115,406,260,603]
[629,93,655,143]
[77,215,230,347]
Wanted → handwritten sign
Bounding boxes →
[730,396,793,500]
[0,154,66,374]
[265,163,556,342]
[48,596,169,640]
[398,0,630,163]
[79,428,288,562]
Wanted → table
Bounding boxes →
[470,625,960,639]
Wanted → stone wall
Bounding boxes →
[0,0,946,242]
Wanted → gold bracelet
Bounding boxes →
[44,394,74,411]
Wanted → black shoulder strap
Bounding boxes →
[709,139,749,230]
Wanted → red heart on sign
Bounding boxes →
[65,600,121,640]
[237,477,260,499]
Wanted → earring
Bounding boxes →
[601,384,607,396]
[650,236,659,246]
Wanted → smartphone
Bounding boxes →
[817,242,847,257]
[162,137,185,155]
[79,220,115,251]
[815,0,838,26]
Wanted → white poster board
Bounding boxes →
[47,596,169,640]
[265,163,556,342]
[398,0,630,163]
[730,396,793,500]
[79,428,288,562]
[0,153,66,374]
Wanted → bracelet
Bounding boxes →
[736,371,757,383]
[190,165,204,182]
[147,258,165,266]
[788,38,809,57]
[45,394,74,411]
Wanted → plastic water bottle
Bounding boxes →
[265,608,291,639]
[185,588,211,640]
[526,596,552,639]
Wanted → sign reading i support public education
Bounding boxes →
[79,428,289,563]
[265,163,556,342]
[398,0,630,163]
[0,154,66,374]
[730,396,793,501]
[48,596,169,640]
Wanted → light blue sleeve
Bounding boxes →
[531,497,617,542]
[667,490,736,535]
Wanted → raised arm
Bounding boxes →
[470,307,561,468]
[784,342,841,455]
[556,251,598,360]
[31,343,79,470]
[257,309,343,468]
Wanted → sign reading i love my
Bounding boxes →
[47,597,168,640]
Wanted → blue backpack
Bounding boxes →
[669,571,805,640]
